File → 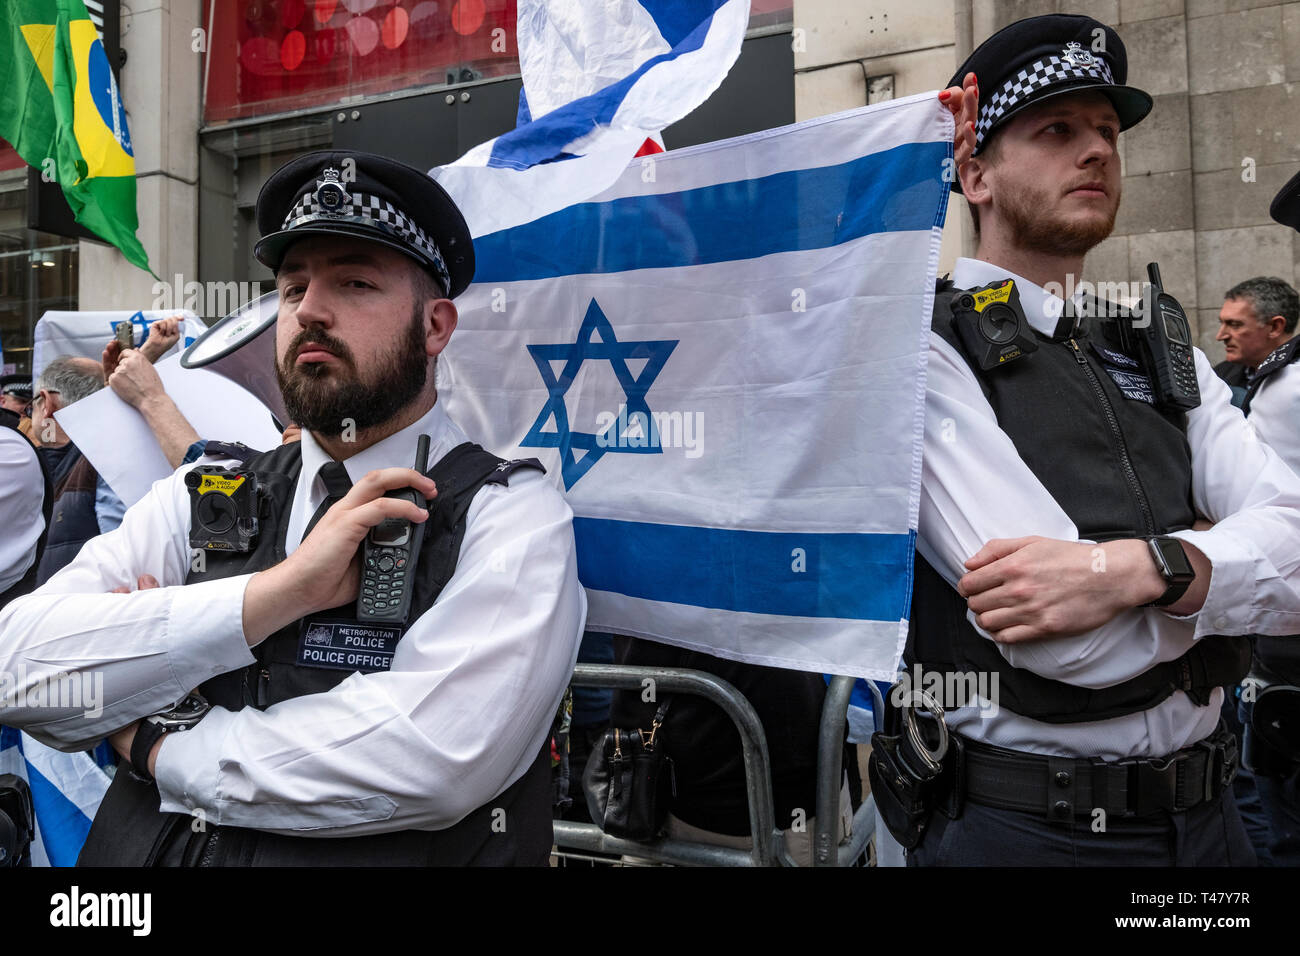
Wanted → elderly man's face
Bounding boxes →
[273,236,436,436]
[1216,297,1280,369]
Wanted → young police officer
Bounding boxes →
[904,15,1300,865]
[0,151,587,865]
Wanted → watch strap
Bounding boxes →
[1143,536,1194,608]
[129,718,167,784]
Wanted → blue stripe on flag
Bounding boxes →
[1,727,100,867]
[23,759,94,867]
[640,0,729,47]
[475,141,948,282]
[487,1,726,170]
[574,518,914,620]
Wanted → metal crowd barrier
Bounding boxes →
[552,664,878,867]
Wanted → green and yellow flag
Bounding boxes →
[0,0,153,274]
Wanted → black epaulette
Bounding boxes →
[1242,336,1300,414]
[1253,336,1300,381]
[484,457,546,486]
[201,440,263,463]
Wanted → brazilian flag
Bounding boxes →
[0,0,153,274]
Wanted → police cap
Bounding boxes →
[0,374,32,402]
[254,150,475,299]
[950,14,1153,161]
[1270,168,1300,232]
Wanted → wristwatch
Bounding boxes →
[129,691,211,784]
[1142,536,1196,608]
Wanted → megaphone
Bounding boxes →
[180,291,288,428]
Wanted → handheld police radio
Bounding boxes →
[1135,262,1200,411]
[357,434,430,624]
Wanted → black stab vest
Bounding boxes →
[0,409,51,609]
[79,440,556,866]
[906,280,1250,724]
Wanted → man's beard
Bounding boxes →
[997,180,1120,258]
[277,306,429,436]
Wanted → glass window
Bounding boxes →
[202,1,794,126]
[0,140,79,377]
[202,0,522,125]
[750,0,793,31]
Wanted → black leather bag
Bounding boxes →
[582,698,675,841]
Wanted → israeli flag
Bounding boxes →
[443,94,952,680]
[33,309,205,381]
[434,0,750,237]
[0,727,111,867]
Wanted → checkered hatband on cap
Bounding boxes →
[975,48,1116,150]
[282,190,452,294]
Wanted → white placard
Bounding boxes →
[57,355,283,507]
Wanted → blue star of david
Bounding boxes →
[521,299,678,490]
[107,311,196,350]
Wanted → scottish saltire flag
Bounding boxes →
[443,94,952,679]
[0,1,152,273]
[434,0,750,238]
[0,727,111,866]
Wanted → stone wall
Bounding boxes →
[794,0,1299,359]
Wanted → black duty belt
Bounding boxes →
[959,723,1238,821]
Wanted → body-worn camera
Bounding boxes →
[186,466,261,552]
[950,278,1038,371]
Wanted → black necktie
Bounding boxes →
[303,460,352,538]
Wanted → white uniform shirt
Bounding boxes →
[0,401,587,836]
[0,428,45,593]
[920,259,1300,758]
[1246,355,1300,478]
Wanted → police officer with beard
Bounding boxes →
[0,151,587,865]
[891,15,1300,865]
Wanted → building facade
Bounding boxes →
[1,0,1292,375]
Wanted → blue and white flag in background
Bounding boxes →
[32,309,205,381]
[443,94,952,680]
[0,727,111,866]
[433,0,750,238]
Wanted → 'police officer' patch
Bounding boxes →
[1091,342,1155,404]
[298,618,404,673]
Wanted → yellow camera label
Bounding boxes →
[196,474,246,497]
[972,281,1014,311]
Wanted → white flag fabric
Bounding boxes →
[0,727,111,867]
[443,93,953,680]
[33,310,206,381]
[433,0,750,238]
